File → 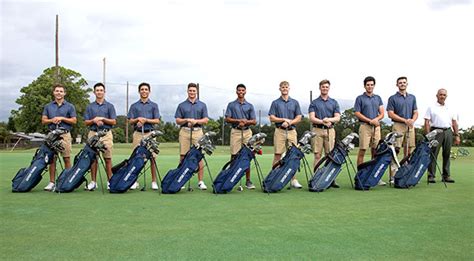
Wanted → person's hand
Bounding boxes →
[187,119,197,127]
[322,118,332,127]
[137,117,147,124]
[52,117,62,124]
[406,119,415,127]
[454,135,461,145]
[238,120,246,128]
[370,119,380,127]
[281,120,289,128]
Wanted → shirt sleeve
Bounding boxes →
[109,104,117,120]
[84,105,91,120]
[69,104,77,118]
[386,96,394,111]
[354,97,361,112]
[128,104,135,119]
[377,95,383,106]
[412,96,418,111]
[153,103,160,119]
[268,101,277,116]
[42,105,49,116]
[249,104,256,120]
[334,100,341,114]
[225,103,232,118]
[294,101,302,117]
[424,106,432,120]
[308,101,315,113]
[201,103,209,118]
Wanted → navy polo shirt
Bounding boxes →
[128,99,160,132]
[225,99,256,128]
[354,93,383,120]
[42,100,77,131]
[84,100,117,131]
[175,99,209,128]
[268,96,302,128]
[308,96,341,119]
[387,92,417,121]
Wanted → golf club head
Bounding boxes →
[300,143,313,154]
[96,129,108,138]
[429,139,439,148]
[298,131,316,147]
[247,133,267,152]
[206,131,217,137]
[49,139,65,153]
[341,133,359,148]
[197,132,216,154]
[385,132,402,145]
[425,129,442,141]
[147,139,160,154]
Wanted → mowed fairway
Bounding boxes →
[1,144,473,260]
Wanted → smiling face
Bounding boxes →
[364,80,375,95]
[94,86,105,100]
[139,85,150,99]
[188,86,197,100]
[236,87,246,99]
[279,82,290,96]
[320,83,330,96]
[53,86,65,101]
[436,89,448,105]
[397,78,408,92]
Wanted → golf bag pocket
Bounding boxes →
[394,142,432,188]
[354,143,393,190]
[309,145,347,192]
[109,146,151,193]
[213,146,254,194]
[263,146,304,193]
[56,145,97,193]
[161,147,204,194]
[12,144,55,192]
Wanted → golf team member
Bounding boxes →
[41,84,77,191]
[128,82,161,190]
[175,83,209,190]
[269,81,303,188]
[84,82,117,191]
[225,83,257,189]
[308,79,341,188]
[424,88,459,183]
[354,76,385,185]
[387,76,418,182]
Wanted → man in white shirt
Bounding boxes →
[424,89,460,183]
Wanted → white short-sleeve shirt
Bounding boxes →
[424,102,457,128]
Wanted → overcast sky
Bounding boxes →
[1,0,473,128]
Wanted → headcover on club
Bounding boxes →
[87,129,109,151]
[141,130,163,154]
[44,128,68,153]
[298,131,316,154]
[341,132,359,151]
[197,131,217,155]
[385,131,403,145]
[247,133,266,152]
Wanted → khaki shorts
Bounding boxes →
[392,122,416,149]
[179,128,204,155]
[88,130,113,159]
[274,128,297,154]
[132,131,157,157]
[230,128,252,155]
[60,132,72,158]
[358,123,381,150]
[311,127,335,155]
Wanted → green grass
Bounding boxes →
[1,144,473,260]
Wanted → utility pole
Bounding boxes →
[55,14,59,83]
[222,109,225,145]
[309,90,313,130]
[125,81,129,143]
[102,57,106,84]
[258,109,261,133]
[196,83,200,99]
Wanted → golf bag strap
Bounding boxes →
[313,155,328,172]
[221,160,232,171]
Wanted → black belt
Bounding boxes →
[431,127,450,131]
[277,126,295,130]
[135,129,153,133]
[393,121,406,124]
[91,129,110,132]
[233,127,249,130]
[313,124,333,129]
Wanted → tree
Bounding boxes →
[12,66,91,140]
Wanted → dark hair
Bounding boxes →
[187,83,197,89]
[396,76,407,84]
[364,76,376,86]
[53,83,65,92]
[319,79,330,87]
[138,82,150,91]
[94,82,105,90]
[236,83,246,90]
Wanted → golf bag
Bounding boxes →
[55,130,107,193]
[213,133,266,194]
[262,131,315,193]
[354,132,401,190]
[12,128,66,192]
[308,133,358,192]
[109,131,162,193]
[394,129,441,188]
[161,131,216,194]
